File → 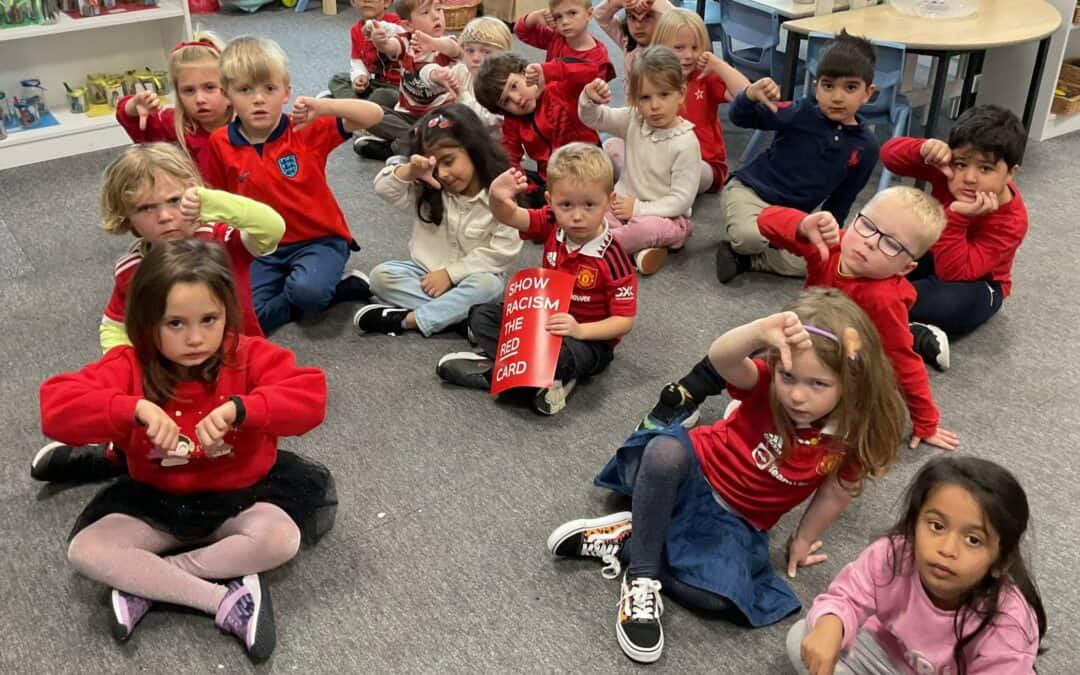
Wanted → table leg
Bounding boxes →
[923,53,951,139]
[781,31,801,101]
[696,0,705,18]
[323,0,337,14]
[958,50,984,115]
[1023,36,1052,130]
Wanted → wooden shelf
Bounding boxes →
[0,1,184,43]
[0,110,119,148]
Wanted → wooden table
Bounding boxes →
[779,0,1062,138]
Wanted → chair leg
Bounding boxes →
[739,129,768,167]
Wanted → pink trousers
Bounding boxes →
[605,209,693,255]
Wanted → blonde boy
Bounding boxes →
[202,36,384,333]
[436,143,637,415]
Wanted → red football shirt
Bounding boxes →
[115,96,214,177]
[350,13,403,87]
[513,19,616,82]
[202,116,354,247]
[682,69,729,191]
[691,359,861,531]
[523,206,637,346]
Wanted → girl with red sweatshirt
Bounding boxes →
[40,240,334,663]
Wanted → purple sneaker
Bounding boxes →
[110,589,153,641]
[215,574,275,662]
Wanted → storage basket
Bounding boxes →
[444,0,481,30]
[1052,61,1080,115]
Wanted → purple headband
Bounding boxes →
[804,325,838,342]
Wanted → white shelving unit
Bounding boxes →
[0,1,192,170]
[977,0,1079,141]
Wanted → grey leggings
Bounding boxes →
[786,619,900,674]
[67,502,301,614]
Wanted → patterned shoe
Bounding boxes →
[616,573,664,663]
[547,512,631,580]
[110,589,153,642]
[216,575,276,662]
[637,383,701,431]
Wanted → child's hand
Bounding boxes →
[420,268,452,297]
[920,138,953,178]
[696,52,724,79]
[583,78,612,105]
[129,90,163,131]
[757,311,812,371]
[195,400,237,452]
[545,312,582,339]
[490,168,528,203]
[746,76,780,113]
[179,187,202,222]
[797,212,840,261]
[949,191,999,217]
[525,63,545,88]
[612,195,635,221]
[135,399,180,454]
[352,73,370,93]
[407,154,441,189]
[290,96,324,131]
[801,615,844,675]
[787,534,829,578]
[410,30,436,57]
[909,425,959,451]
[366,22,390,48]
[541,8,556,29]
[428,66,460,96]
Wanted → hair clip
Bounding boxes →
[841,327,862,361]
[426,114,452,129]
[171,40,221,56]
[804,325,838,342]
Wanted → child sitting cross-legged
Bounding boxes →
[716,30,879,283]
[516,0,616,82]
[881,105,1029,372]
[327,0,403,111]
[436,143,637,415]
[353,104,523,336]
[474,53,601,208]
[579,46,701,275]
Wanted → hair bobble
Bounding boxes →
[842,327,862,361]
[171,40,221,56]
[426,114,452,129]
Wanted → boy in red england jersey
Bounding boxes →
[436,143,637,415]
[881,105,1029,372]
[202,36,385,334]
[515,0,617,82]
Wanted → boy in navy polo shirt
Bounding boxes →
[716,30,879,283]
[203,36,385,333]
[436,143,637,415]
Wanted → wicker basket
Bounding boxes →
[1052,61,1080,116]
[1073,3,1080,26]
[444,0,481,30]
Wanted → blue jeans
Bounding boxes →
[369,259,505,336]
[251,236,350,333]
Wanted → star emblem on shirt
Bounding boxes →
[695,89,705,100]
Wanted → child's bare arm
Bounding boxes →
[696,52,750,100]
[488,168,532,231]
[291,96,384,134]
[787,474,853,578]
[548,314,634,342]
[707,312,812,390]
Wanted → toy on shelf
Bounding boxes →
[20,78,48,116]
[64,83,87,113]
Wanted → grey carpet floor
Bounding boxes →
[2,4,1079,672]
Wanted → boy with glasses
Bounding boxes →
[638,187,959,452]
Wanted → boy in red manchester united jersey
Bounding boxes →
[202,36,385,334]
[437,143,637,415]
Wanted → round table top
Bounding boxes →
[783,0,1062,50]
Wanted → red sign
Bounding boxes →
[490,268,575,396]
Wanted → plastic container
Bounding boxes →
[15,98,41,129]
[889,0,976,18]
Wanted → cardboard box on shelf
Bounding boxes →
[482,0,549,22]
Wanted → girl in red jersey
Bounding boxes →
[40,240,335,662]
[546,288,906,664]
[116,32,232,172]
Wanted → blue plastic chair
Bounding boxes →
[806,32,912,191]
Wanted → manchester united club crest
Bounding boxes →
[576,266,598,289]
[816,453,842,475]
[277,153,299,178]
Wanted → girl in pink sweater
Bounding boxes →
[789,456,1045,675]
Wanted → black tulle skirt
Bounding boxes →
[69,450,337,546]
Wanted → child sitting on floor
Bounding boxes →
[354,105,522,336]
[595,0,673,77]
[717,30,879,283]
[579,46,701,275]
[43,240,335,662]
[881,105,1029,372]
[436,143,636,415]
[515,0,616,81]
[327,0,403,110]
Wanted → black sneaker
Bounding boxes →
[353,304,409,335]
[910,322,950,371]
[638,383,701,431]
[547,512,631,579]
[532,379,577,415]
[31,442,126,482]
[616,573,664,663]
[715,241,751,284]
[332,270,372,304]
[436,352,493,390]
[356,138,394,161]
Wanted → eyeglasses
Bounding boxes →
[851,213,915,259]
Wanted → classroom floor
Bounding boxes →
[3,4,1079,673]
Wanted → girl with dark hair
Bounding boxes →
[354,104,523,336]
[40,239,336,663]
[791,455,1045,674]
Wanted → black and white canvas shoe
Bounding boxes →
[353,304,409,336]
[436,352,493,390]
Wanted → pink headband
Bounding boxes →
[171,40,221,56]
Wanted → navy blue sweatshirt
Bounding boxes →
[729,93,879,225]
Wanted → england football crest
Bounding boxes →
[278,154,299,178]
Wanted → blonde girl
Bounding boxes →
[594,0,674,75]
[547,288,907,663]
[116,32,232,172]
[653,8,750,192]
[579,45,700,275]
